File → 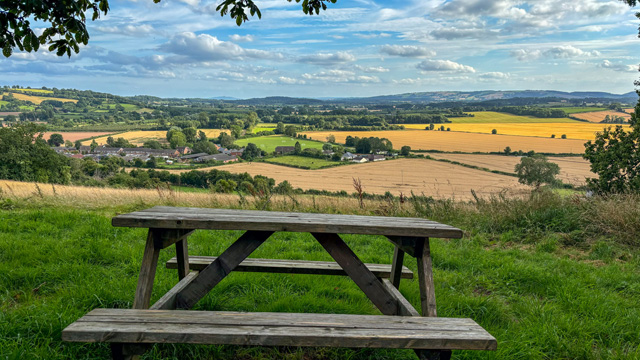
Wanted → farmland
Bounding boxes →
[179,159,530,200]
[265,156,340,169]
[235,135,325,152]
[547,107,608,114]
[13,88,54,94]
[625,108,635,113]
[570,110,631,123]
[428,153,594,186]
[440,122,628,140]
[42,131,115,143]
[2,92,78,104]
[304,130,587,153]
[446,111,575,123]
[83,129,224,145]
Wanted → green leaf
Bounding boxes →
[2,46,12,58]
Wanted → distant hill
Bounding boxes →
[229,96,325,106]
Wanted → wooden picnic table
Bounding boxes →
[63,206,496,360]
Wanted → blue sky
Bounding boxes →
[1,0,639,98]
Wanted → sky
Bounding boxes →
[1,0,639,99]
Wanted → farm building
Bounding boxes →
[196,154,239,163]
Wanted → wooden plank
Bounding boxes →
[166,256,413,279]
[311,233,399,316]
[175,240,189,280]
[381,279,420,317]
[62,309,497,350]
[386,236,419,257]
[151,228,193,249]
[390,246,405,288]
[175,231,274,310]
[415,238,437,317]
[112,207,463,239]
[132,230,161,309]
[150,271,199,310]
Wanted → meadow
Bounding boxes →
[440,122,628,140]
[264,155,341,169]
[1,180,640,359]
[446,111,574,123]
[303,130,587,154]
[184,158,530,200]
[570,111,631,123]
[235,135,325,152]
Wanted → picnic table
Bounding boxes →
[63,206,496,359]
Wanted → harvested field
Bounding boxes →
[83,129,223,145]
[625,108,635,114]
[442,122,628,140]
[0,112,20,117]
[171,158,530,200]
[571,111,631,123]
[3,92,77,104]
[446,111,574,123]
[428,153,594,186]
[302,130,587,154]
[42,131,114,142]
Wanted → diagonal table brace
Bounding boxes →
[175,230,274,310]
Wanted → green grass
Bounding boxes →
[235,135,325,153]
[448,111,577,124]
[1,206,640,359]
[265,155,342,169]
[548,107,608,114]
[0,100,9,107]
[252,126,276,133]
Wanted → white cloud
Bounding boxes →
[479,72,511,80]
[95,24,155,37]
[159,32,283,61]
[355,65,390,73]
[301,70,380,83]
[278,76,306,84]
[416,59,476,73]
[355,33,392,39]
[298,51,356,65]
[380,45,435,57]
[229,34,255,42]
[511,45,601,61]
[600,60,637,72]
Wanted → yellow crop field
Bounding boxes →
[302,130,587,154]
[446,111,574,123]
[3,92,77,104]
[624,108,635,114]
[170,159,529,200]
[442,122,629,140]
[14,88,54,94]
[571,111,631,123]
[83,129,223,145]
[428,153,593,186]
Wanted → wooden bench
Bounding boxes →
[63,309,497,351]
[62,207,497,359]
[166,256,414,279]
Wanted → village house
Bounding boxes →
[195,154,238,163]
[367,154,386,162]
[351,156,368,163]
[176,146,191,155]
[341,152,355,161]
[180,153,209,162]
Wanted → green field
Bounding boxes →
[2,194,640,359]
[265,155,341,169]
[447,111,577,124]
[235,135,325,152]
[548,107,608,114]
[0,100,8,107]
[252,126,277,133]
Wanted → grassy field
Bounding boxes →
[303,130,587,154]
[443,122,628,140]
[0,100,9,107]
[265,156,341,169]
[446,112,574,124]
[3,92,78,104]
[235,135,325,152]
[253,126,277,133]
[547,107,607,114]
[1,183,640,359]
[570,111,631,123]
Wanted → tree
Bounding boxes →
[326,134,336,143]
[400,146,411,156]
[294,141,302,155]
[65,140,73,148]
[242,143,261,160]
[1,0,336,58]
[183,127,197,143]
[143,140,163,149]
[192,141,218,154]
[322,143,333,150]
[284,125,298,137]
[106,136,115,147]
[74,140,82,150]
[275,122,285,134]
[230,125,243,139]
[47,133,64,146]
[217,132,235,148]
[491,129,497,135]
[169,132,187,148]
[514,155,560,189]
[561,134,567,139]
[504,146,512,155]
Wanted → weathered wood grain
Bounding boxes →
[112,207,463,239]
[175,240,189,280]
[312,233,399,316]
[175,231,274,309]
[390,246,405,288]
[415,238,437,317]
[150,272,199,310]
[166,256,413,279]
[132,230,161,309]
[151,228,194,249]
[381,279,420,317]
[62,309,497,350]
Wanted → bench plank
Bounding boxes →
[63,309,497,351]
[166,256,414,279]
[112,207,463,239]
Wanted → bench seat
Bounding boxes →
[62,308,496,351]
[167,256,414,279]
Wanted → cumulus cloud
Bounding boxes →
[229,34,255,42]
[298,51,356,65]
[479,72,511,80]
[301,69,380,83]
[416,59,476,73]
[430,27,498,40]
[600,60,637,72]
[380,45,435,58]
[510,45,601,61]
[278,76,306,85]
[159,32,283,61]
[355,65,390,73]
[95,24,154,37]
[355,33,392,39]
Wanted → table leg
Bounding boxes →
[390,246,405,289]
[132,229,161,309]
[175,239,189,281]
[415,237,437,317]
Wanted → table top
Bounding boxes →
[112,206,463,238]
